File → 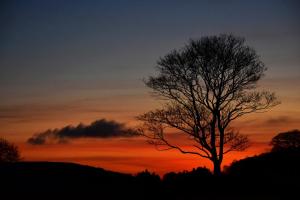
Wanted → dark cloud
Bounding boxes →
[27,119,138,145]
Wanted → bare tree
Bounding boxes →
[0,138,21,163]
[137,34,279,175]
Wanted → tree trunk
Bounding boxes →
[213,160,222,176]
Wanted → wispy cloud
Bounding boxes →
[264,116,293,125]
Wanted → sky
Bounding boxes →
[0,0,300,175]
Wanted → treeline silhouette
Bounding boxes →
[1,149,299,200]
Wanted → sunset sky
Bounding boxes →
[1,0,299,175]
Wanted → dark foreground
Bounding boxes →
[1,151,299,200]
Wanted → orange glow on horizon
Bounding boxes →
[17,137,270,175]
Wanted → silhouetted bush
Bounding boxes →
[271,129,300,152]
[163,167,212,184]
[135,169,161,188]
[162,167,213,196]
[0,138,21,163]
[136,169,160,183]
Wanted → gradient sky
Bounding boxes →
[1,0,300,174]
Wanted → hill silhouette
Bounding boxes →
[225,149,300,177]
[1,151,299,200]
[0,161,163,200]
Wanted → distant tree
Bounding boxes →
[271,130,300,152]
[136,170,161,187]
[0,138,21,163]
[163,167,212,183]
[138,34,279,175]
[163,167,212,190]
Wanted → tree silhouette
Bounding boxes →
[138,34,279,175]
[271,129,300,152]
[0,138,21,163]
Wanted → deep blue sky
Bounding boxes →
[0,0,299,138]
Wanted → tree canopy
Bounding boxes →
[138,34,279,175]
